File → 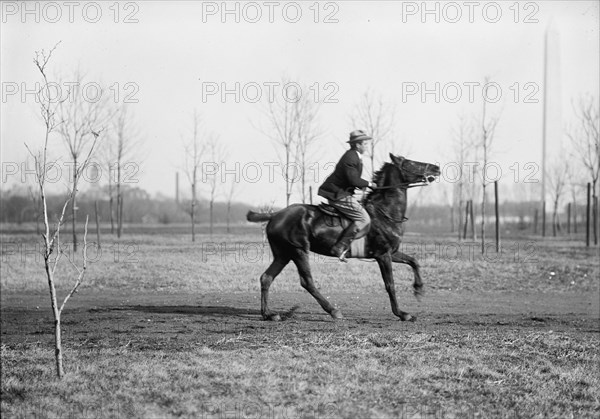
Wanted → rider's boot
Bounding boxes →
[331,222,359,262]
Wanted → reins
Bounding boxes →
[369,157,434,191]
[371,182,429,190]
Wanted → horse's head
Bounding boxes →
[389,154,440,186]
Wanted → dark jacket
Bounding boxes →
[318,150,369,201]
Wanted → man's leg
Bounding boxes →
[328,196,370,261]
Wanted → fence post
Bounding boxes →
[494,181,499,252]
[586,183,591,247]
[95,200,101,249]
[567,202,571,235]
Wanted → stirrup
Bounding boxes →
[332,244,349,263]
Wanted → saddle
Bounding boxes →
[317,203,352,228]
[318,203,409,225]
[318,203,342,217]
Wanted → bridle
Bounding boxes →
[371,157,436,190]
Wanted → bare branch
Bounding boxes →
[59,216,89,314]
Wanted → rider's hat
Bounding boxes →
[347,130,373,143]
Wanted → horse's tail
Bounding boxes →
[246,210,273,223]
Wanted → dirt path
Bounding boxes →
[2,290,598,350]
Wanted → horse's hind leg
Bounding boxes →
[392,251,423,300]
[291,249,342,319]
[376,252,415,321]
[260,256,290,321]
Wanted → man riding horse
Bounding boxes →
[318,130,376,262]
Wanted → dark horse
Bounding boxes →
[247,154,440,322]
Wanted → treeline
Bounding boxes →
[0,184,253,226]
[3,183,585,236]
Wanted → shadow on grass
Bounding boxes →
[91,305,261,317]
[90,303,307,321]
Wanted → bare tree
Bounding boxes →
[567,94,599,244]
[182,111,204,242]
[225,177,239,234]
[294,92,321,203]
[350,89,396,175]
[451,114,475,240]
[547,154,570,236]
[27,183,42,235]
[478,78,499,253]
[26,44,100,377]
[566,164,587,234]
[107,105,141,238]
[261,78,300,206]
[99,111,117,234]
[57,71,110,251]
[203,134,226,236]
[258,200,275,243]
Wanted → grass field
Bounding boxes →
[1,224,599,418]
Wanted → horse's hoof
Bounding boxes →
[413,286,424,301]
[264,313,281,322]
[400,313,416,322]
[331,309,343,320]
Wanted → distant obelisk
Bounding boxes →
[541,20,561,236]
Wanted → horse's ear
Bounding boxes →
[390,154,402,164]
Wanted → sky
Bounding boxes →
[1,0,599,207]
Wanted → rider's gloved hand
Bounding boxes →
[368,182,376,189]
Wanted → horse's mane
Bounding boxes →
[364,162,396,202]
[362,161,407,226]
[371,162,393,187]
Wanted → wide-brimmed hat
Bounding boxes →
[347,130,373,143]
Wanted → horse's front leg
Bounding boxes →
[375,252,415,322]
[391,251,423,300]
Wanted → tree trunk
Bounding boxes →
[552,199,558,237]
[71,158,78,251]
[285,146,291,207]
[210,199,214,236]
[593,195,598,245]
[573,201,578,234]
[118,194,124,238]
[469,200,476,240]
[116,162,122,238]
[95,200,101,249]
[567,203,571,235]
[542,200,546,237]
[494,181,499,252]
[226,201,231,233]
[481,186,486,254]
[462,200,469,240]
[586,183,591,247]
[108,166,115,234]
[45,259,64,377]
[458,200,463,241]
[191,182,196,242]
